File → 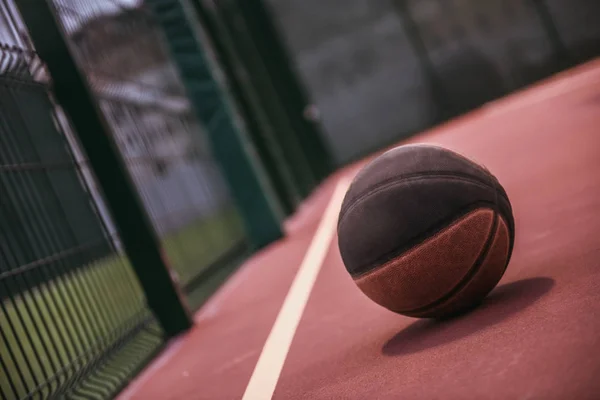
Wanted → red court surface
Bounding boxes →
[118,59,600,400]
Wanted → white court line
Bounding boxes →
[241,178,351,400]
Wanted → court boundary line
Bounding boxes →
[241,178,351,400]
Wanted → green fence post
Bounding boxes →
[188,0,300,216]
[15,0,193,337]
[210,0,315,200]
[146,0,284,248]
[233,0,335,180]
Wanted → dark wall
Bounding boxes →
[266,0,600,164]
[267,0,433,163]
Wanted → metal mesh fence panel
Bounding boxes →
[0,1,164,398]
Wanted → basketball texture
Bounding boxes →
[337,144,515,319]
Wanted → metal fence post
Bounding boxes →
[15,0,193,337]
[188,0,301,216]
[206,0,315,201]
[145,0,285,249]
[233,0,335,180]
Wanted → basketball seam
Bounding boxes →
[339,172,508,224]
[393,179,507,316]
[347,201,496,277]
[399,211,502,316]
[399,173,509,315]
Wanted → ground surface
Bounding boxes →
[118,59,600,400]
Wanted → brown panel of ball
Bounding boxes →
[404,216,511,318]
[355,208,503,317]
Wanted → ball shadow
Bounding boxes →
[382,277,555,356]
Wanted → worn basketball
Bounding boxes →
[337,144,515,319]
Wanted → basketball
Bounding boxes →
[337,144,515,318]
